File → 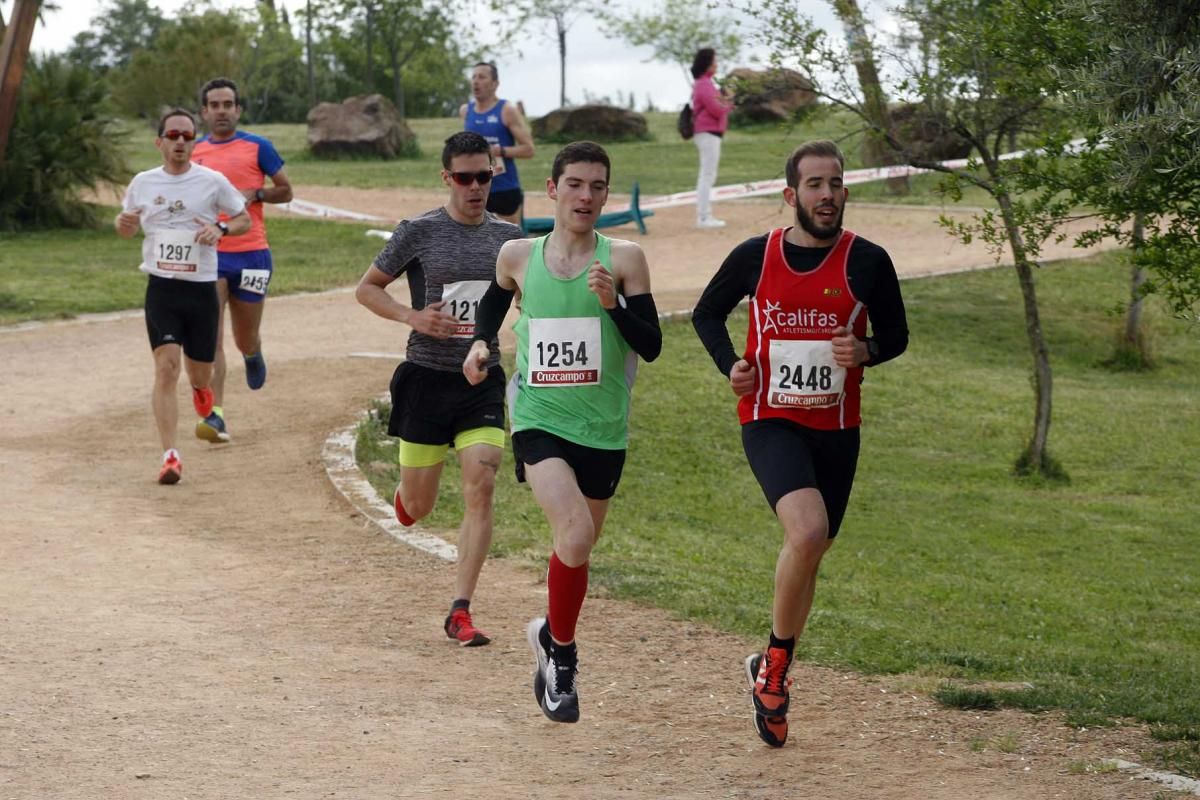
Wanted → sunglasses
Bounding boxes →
[162,130,197,141]
[449,170,493,186]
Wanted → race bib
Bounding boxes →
[527,317,601,386]
[441,280,489,338]
[153,230,199,273]
[767,339,846,409]
[238,268,271,295]
[492,158,507,176]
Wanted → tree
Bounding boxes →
[110,10,248,120]
[599,0,742,85]
[828,0,906,192]
[66,0,166,73]
[1059,0,1200,348]
[321,0,470,117]
[0,54,129,229]
[240,0,309,122]
[491,0,598,109]
[748,0,1089,477]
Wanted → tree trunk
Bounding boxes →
[391,50,404,118]
[365,4,374,93]
[830,0,907,193]
[305,0,315,107]
[557,14,567,108]
[995,189,1055,476]
[0,0,40,164]
[1124,213,1148,350]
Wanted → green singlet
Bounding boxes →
[510,233,635,450]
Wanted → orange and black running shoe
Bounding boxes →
[745,648,792,748]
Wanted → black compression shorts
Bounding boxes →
[144,276,219,362]
[741,418,861,538]
[511,428,626,500]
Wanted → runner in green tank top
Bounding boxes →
[510,231,635,450]
[464,142,662,724]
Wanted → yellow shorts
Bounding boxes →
[398,426,506,468]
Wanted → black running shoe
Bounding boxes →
[526,617,579,723]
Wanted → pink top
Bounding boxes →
[691,74,729,135]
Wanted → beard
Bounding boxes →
[795,202,844,242]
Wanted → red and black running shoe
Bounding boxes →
[745,648,792,748]
[444,607,490,647]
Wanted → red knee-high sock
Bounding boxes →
[546,551,588,644]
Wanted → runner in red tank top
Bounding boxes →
[692,140,909,749]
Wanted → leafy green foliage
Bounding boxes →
[65,0,166,73]
[0,56,130,231]
[1055,0,1200,322]
[317,0,470,119]
[111,11,247,121]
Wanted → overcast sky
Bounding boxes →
[28,0,855,117]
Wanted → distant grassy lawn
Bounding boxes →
[0,211,381,324]
[356,251,1200,770]
[116,110,991,204]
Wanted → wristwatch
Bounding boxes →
[255,188,265,203]
[216,221,229,237]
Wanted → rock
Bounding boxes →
[726,68,818,123]
[889,104,972,162]
[531,105,649,142]
[306,94,417,159]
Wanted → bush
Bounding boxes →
[0,55,130,231]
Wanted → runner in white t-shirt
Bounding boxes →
[114,107,250,485]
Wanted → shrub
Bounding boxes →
[0,55,130,230]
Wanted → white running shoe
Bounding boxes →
[696,217,727,229]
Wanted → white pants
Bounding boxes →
[694,132,722,221]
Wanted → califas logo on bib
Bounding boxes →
[760,297,839,335]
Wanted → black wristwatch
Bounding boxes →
[216,221,229,237]
[255,188,265,203]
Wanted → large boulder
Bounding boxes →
[532,105,649,142]
[306,94,417,159]
[726,68,818,123]
[889,104,972,162]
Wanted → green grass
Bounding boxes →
[0,210,382,324]
[355,250,1200,768]
[116,109,993,203]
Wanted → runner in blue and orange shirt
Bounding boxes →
[191,77,293,443]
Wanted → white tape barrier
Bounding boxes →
[318,137,1089,239]
[637,137,1088,210]
[280,197,387,222]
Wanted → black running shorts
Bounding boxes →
[511,428,626,500]
[486,188,524,217]
[387,360,505,445]
[741,418,861,538]
[144,276,219,362]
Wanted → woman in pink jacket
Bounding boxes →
[691,48,734,229]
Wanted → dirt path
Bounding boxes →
[0,195,1158,799]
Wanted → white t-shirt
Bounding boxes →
[122,164,246,281]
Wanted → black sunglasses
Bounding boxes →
[162,129,197,141]
[449,170,493,186]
